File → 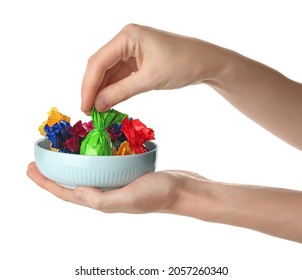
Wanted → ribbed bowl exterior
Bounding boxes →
[34,139,158,190]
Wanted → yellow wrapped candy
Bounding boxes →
[39,107,70,136]
[114,141,134,156]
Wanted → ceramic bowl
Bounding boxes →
[34,139,158,190]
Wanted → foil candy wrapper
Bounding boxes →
[39,107,155,156]
[80,107,127,156]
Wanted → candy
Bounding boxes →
[107,123,127,151]
[43,120,72,149]
[39,107,155,156]
[121,117,155,154]
[39,107,70,136]
[114,141,134,155]
[64,120,93,153]
[80,107,127,156]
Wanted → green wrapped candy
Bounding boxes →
[80,107,127,156]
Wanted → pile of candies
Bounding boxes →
[39,107,155,156]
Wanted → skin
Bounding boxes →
[27,24,302,243]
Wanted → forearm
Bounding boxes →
[174,177,302,243]
[203,47,302,150]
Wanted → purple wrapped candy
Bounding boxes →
[64,120,93,153]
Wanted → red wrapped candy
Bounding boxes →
[121,117,155,154]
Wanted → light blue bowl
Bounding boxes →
[34,139,158,190]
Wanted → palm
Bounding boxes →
[27,162,198,213]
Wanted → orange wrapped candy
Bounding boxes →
[114,141,134,156]
[39,107,70,136]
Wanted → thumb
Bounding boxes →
[74,187,107,211]
[94,70,153,112]
[74,186,130,213]
[74,183,142,213]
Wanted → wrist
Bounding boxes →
[202,45,240,93]
[165,173,223,223]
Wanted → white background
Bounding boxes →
[1,0,302,279]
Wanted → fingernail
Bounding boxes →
[75,191,85,202]
[96,95,110,112]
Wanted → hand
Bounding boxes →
[81,23,302,149]
[81,24,227,113]
[27,161,302,242]
[26,162,211,215]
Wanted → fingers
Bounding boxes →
[26,162,102,208]
[27,162,178,214]
[81,24,157,113]
[80,23,211,113]
[27,162,109,209]
[27,162,76,203]
[73,185,136,213]
[81,27,136,113]
[26,162,139,212]
[93,69,153,112]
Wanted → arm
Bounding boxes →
[27,24,302,243]
[205,53,302,150]
[81,24,302,150]
[174,176,302,243]
[27,163,302,243]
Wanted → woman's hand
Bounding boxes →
[26,162,214,216]
[81,23,228,113]
[82,23,302,150]
[27,161,302,243]
[28,24,302,243]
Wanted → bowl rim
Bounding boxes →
[35,138,158,159]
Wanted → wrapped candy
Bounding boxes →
[120,117,155,154]
[80,107,127,156]
[114,141,134,155]
[64,120,93,153]
[39,107,70,136]
[107,123,123,142]
[39,107,155,156]
[43,120,72,150]
[107,122,127,151]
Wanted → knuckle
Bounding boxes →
[120,23,144,43]
[122,23,140,33]
[118,83,130,97]
[94,202,111,213]
[115,83,132,102]
[89,196,110,213]
[87,54,97,67]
